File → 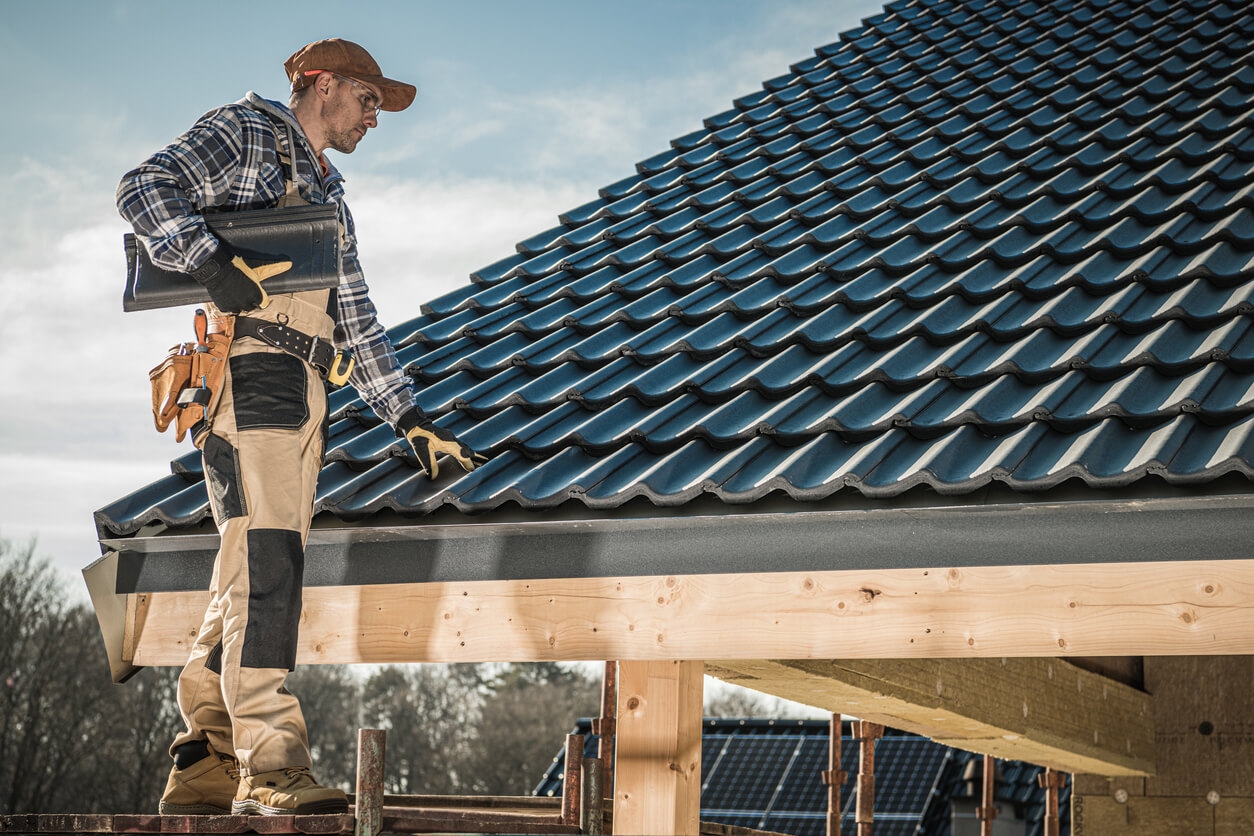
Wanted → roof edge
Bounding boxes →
[106,491,1254,593]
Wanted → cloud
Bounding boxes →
[348,175,590,317]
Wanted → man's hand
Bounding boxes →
[404,419,487,480]
[191,244,291,313]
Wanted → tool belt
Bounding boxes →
[148,310,233,443]
[234,316,354,386]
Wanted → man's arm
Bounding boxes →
[332,201,420,427]
[116,106,278,274]
[331,204,485,478]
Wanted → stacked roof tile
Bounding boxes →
[98,0,1254,537]
[533,719,1071,836]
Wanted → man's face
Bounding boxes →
[323,76,381,154]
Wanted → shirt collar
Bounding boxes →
[240,92,343,187]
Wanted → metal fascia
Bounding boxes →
[106,493,1254,593]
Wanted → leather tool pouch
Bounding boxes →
[177,321,234,443]
[149,314,235,443]
[149,345,193,435]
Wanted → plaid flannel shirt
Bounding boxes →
[116,93,418,428]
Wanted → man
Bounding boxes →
[117,39,483,816]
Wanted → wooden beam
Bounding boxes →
[125,559,1254,667]
[613,660,703,836]
[705,658,1155,776]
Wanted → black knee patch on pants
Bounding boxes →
[203,434,246,521]
[231,352,309,430]
[242,529,304,671]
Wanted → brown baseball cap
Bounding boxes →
[285,38,416,112]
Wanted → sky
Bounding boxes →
[0,0,886,594]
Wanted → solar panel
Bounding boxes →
[874,737,949,814]
[533,719,1068,835]
[703,737,799,810]
[761,812,827,836]
[770,737,831,810]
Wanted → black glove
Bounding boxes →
[398,410,487,480]
[190,243,289,313]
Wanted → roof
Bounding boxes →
[97,0,1254,560]
[532,719,1071,836]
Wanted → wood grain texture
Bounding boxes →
[614,661,703,836]
[129,560,1254,667]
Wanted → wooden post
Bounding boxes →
[563,733,585,826]
[614,660,703,836]
[977,754,998,836]
[1038,768,1064,836]
[354,729,385,836]
[821,713,847,836]
[852,720,883,836]
[582,757,605,835]
[594,660,618,820]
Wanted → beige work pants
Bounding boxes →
[170,289,333,776]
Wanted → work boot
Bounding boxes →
[159,743,240,815]
[232,767,348,815]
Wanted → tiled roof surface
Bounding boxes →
[98,0,1254,537]
[532,719,1070,836]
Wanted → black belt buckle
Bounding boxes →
[306,335,328,375]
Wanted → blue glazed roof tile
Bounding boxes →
[97,0,1254,539]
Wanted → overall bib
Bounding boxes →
[171,118,337,776]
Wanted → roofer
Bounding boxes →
[117,39,485,816]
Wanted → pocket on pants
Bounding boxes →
[230,352,309,431]
[203,432,247,521]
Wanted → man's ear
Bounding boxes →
[316,72,335,99]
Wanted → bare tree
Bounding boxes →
[86,664,182,813]
[704,683,772,718]
[1,540,181,814]
[0,540,111,813]
[287,664,361,790]
[462,663,601,796]
[360,665,484,795]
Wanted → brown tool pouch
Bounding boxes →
[149,345,193,434]
[149,313,235,443]
[178,322,234,443]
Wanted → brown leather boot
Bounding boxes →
[232,767,348,815]
[159,744,240,815]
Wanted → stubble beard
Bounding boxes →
[326,128,362,155]
[323,94,364,154]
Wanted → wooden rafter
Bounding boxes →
[706,658,1155,776]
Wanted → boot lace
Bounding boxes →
[282,766,315,786]
[219,754,241,782]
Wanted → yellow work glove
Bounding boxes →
[230,255,291,309]
[404,418,487,480]
[190,242,291,313]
